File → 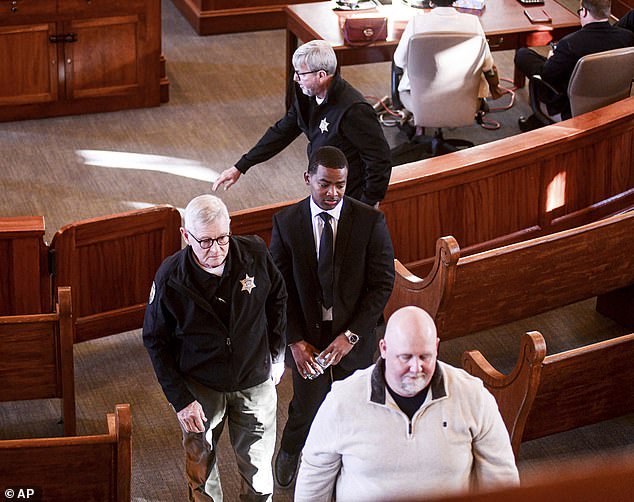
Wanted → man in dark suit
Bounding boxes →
[616,8,634,33]
[269,146,395,488]
[515,0,634,129]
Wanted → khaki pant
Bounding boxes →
[181,378,277,502]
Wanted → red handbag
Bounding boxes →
[342,14,388,46]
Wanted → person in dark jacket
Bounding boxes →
[212,40,392,207]
[143,194,287,502]
[515,0,634,129]
[616,8,634,33]
[269,146,395,488]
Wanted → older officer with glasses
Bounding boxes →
[213,40,392,208]
[143,194,287,502]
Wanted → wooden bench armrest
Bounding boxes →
[385,236,461,320]
[113,403,131,502]
[462,331,547,457]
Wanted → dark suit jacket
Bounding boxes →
[616,9,634,34]
[541,21,634,115]
[269,196,395,371]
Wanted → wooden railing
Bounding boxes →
[384,210,634,339]
[232,97,634,278]
[2,99,633,341]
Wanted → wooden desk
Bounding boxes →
[285,0,579,95]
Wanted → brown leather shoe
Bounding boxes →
[275,449,300,488]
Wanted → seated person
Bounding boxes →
[616,8,634,33]
[295,306,519,502]
[393,0,503,109]
[515,0,634,130]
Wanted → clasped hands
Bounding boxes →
[290,334,354,380]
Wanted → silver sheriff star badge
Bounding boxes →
[240,274,256,294]
[319,117,329,133]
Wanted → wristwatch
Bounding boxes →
[344,329,359,345]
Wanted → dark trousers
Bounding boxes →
[514,48,567,116]
[280,322,355,454]
[514,47,547,78]
[280,360,353,455]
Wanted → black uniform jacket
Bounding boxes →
[269,196,395,371]
[235,74,392,206]
[143,235,287,412]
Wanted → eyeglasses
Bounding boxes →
[576,7,584,14]
[294,68,324,78]
[187,230,231,249]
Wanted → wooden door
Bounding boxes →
[0,23,58,106]
[62,15,143,101]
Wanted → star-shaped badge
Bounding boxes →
[240,274,256,294]
[319,117,329,133]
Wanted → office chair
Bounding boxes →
[394,32,486,156]
[522,46,634,128]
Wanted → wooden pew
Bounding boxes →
[0,286,75,435]
[0,403,131,502]
[0,206,181,343]
[462,331,634,456]
[50,205,181,343]
[0,216,50,315]
[384,210,634,340]
[231,97,634,278]
[424,447,634,502]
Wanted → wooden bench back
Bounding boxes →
[462,331,634,456]
[50,205,181,342]
[424,447,634,502]
[386,209,634,340]
[0,286,75,435]
[231,97,634,278]
[0,216,50,315]
[0,403,131,502]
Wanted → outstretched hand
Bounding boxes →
[212,167,242,191]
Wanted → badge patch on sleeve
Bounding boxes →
[148,281,156,304]
[240,274,256,294]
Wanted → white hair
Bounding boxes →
[184,194,230,230]
[292,40,338,76]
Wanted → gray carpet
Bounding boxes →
[0,2,531,243]
[1,0,633,501]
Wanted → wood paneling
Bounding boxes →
[0,287,75,435]
[0,216,49,315]
[0,24,57,106]
[386,210,634,340]
[231,97,634,278]
[0,404,131,501]
[0,0,165,122]
[0,207,180,342]
[463,332,634,456]
[51,205,181,342]
[169,0,316,35]
[424,447,634,502]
